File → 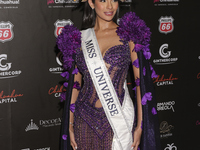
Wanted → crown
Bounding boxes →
[25,119,39,132]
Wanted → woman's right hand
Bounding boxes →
[69,125,78,150]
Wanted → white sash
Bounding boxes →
[81,28,135,150]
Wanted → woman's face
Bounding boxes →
[92,0,119,22]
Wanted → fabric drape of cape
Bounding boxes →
[57,12,161,150]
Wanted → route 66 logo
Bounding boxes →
[164,143,177,150]
[54,19,73,37]
[158,16,174,34]
[0,21,14,43]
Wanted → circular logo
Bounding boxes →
[0,54,12,71]
[56,52,63,66]
[159,44,171,58]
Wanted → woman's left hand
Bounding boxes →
[131,126,142,150]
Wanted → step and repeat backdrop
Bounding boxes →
[0,0,199,150]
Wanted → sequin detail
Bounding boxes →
[135,77,140,86]
[74,41,132,148]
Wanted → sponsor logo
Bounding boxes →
[25,119,39,132]
[0,89,23,104]
[164,143,177,150]
[196,120,200,126]
[0,21,14,42]
[56,51,63,66]
[159,43,171,58]
[0,54,22,79]
[48,85,66,97]
[0,0,20,4]
[47,0,78,8]
[22,147,50,150]
[47,0,78,4]
[197,73,200,79]
[157,101,175,112]
[47,0,54,4]
[25,117,61,132]
[159,16,174,34]
[122,0,132,2]
[154,0,179,6]
[34,147,50,150]
[160,121,174,138]
[153,74,178,86]
[40,118,61,127]
[54,19,73,37]
[0,54,11,71]
[49,51,63,74]
[0,0,20,9]
[153,44,178,65]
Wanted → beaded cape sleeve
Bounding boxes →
[57,25,81,150]
[117,12,161,150]
[57,12,161,150]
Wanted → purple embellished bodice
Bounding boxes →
[74,40,131,139]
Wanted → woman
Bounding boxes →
[57,0,161,149]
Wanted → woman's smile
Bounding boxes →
[104,11,114,16]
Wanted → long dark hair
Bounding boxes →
[82,0,119,30]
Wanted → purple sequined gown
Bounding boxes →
[74,38,132,149]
